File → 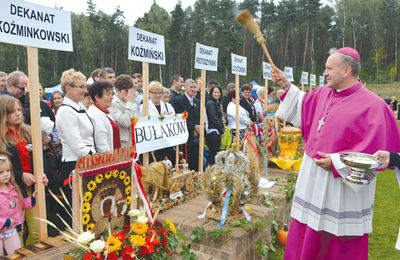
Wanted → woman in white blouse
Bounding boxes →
[139,81,175,117]
[56,68,96,225]
[226,90,249,142]
[139,81,175,162]
[87,81,120,153]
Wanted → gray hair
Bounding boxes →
[184,78,196,86]
[329,48,361,76]
[99,67,115,78]
[226,82,235,92]
[162,87,169,94]
[0,71,7,78]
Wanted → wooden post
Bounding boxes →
[27,47,47,240]
[264,79,269,105]
[175,145,179,172]
[309,84,312,92]
[142,62,149,166]
[301,84,304,92]
[198,70,206,173]
[235,74,240,141]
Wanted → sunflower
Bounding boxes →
[95,174,103,184]
[119,170,127,180]
[105,171,112,179]
[83,192,92,202]
[131,223,148,235]
[125,196,132,205]
[82,202,91,213]
[129,234,146,247]
[86,223,94,232]
[112,170,119,178]
[82,214,90,225]
[124,176,131,186]
[125,186,131,196]
[87,181,97,191]
[106,235,122,253]
[166,218,177,234]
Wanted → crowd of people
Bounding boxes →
[0,67,281,255]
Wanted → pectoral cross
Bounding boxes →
[317,117,325,132]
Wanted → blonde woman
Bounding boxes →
[56,69,95,225]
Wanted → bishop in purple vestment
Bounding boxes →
[272,47,400,260]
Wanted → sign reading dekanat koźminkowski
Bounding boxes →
[128,27,166,65]
[134,114,189,155]
[0,0,72,51]
[263,62,272,80]
[231,53,247,76]
[194,42,218,71]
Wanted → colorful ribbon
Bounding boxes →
[132,160,154,223]
[217,189,231,227]
[241,207,251,221]
[198,201,212,219]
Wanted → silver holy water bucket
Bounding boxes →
[339,152,383,185]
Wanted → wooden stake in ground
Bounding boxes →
[142,62,149,166]
[235,74,240,142]
[27,47,47,240]
[198,69,206,173]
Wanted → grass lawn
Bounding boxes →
[268,168,400,260]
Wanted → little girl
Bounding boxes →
[0,154,36,255]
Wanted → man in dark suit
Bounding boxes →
[169,74,184,104]
[172,79,201,171]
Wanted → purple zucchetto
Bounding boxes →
[336,47,360,62]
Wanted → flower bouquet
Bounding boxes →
[65,210,185,260]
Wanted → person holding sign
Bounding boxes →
[56,69,96,225]
[109,74,139,148]
[140,81,176,162]
[173,79,201,171]
[271,47,400,260]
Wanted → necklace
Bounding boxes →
[317,86,363,132]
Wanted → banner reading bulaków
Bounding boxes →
[134,114,188,154]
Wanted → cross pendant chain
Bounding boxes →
[317,117,325,132]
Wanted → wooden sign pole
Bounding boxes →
[142,62,149,166]
[235,74,240,141]
[27,46,47,240]
[265,79,269,105]
[309,84,312,92]
[301,84,304,92]
[198,69,206,173]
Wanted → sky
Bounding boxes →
[28,0,334,26]
[28,0,197,26]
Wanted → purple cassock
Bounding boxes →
[276,80,400,260]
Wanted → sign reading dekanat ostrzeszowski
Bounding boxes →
[75,146,137,235]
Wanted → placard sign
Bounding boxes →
[0,0,72,51]
[134,114,189,154]
[284,66,294,82]
[231,53,247,76]
[310,74,316,86]
[263,62,272,80]
[319,76,325,86]
[194,42,218,71]
[300,71,309,85]
[128,27,166,65]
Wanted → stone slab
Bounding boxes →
[158,194,273,260]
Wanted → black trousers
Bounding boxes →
[187,136,199,171]
[59,160,76,226]
[206,132,221,165]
